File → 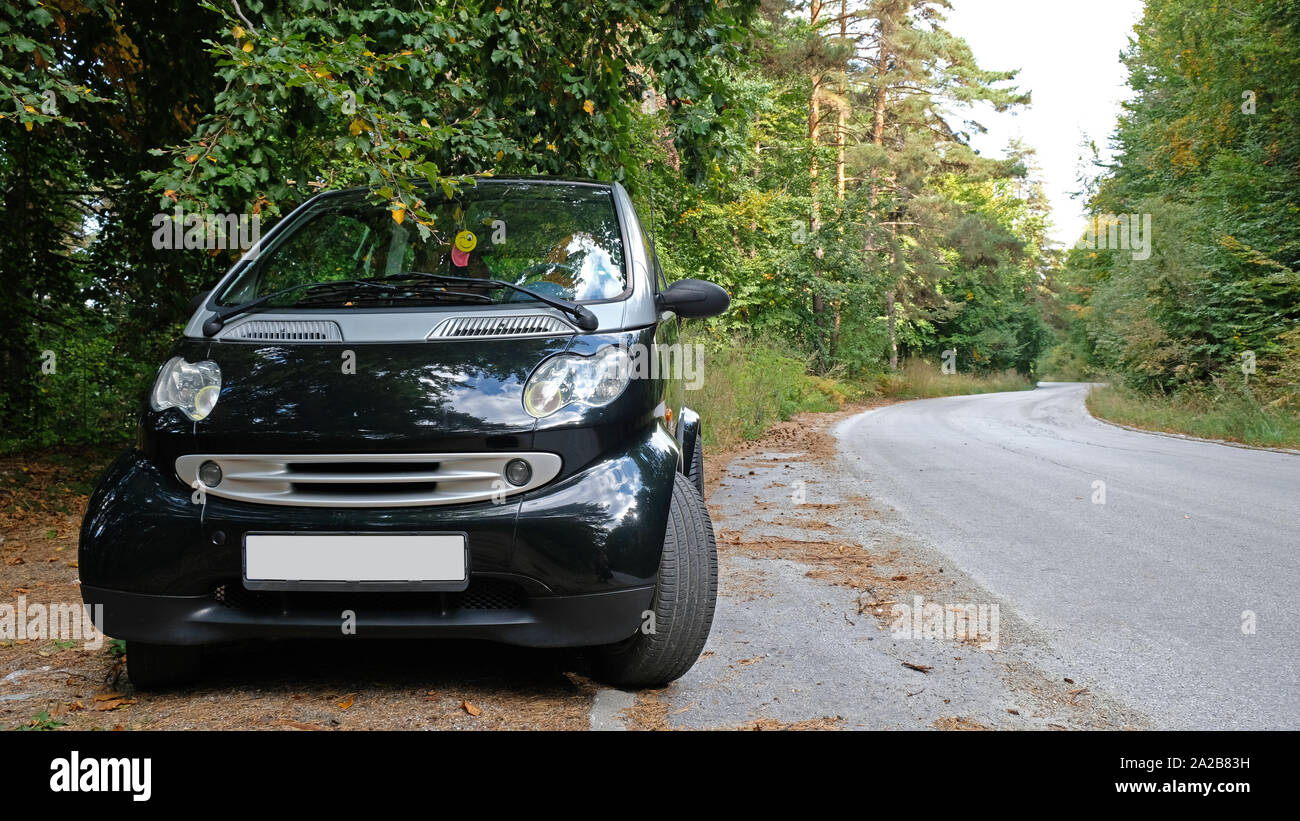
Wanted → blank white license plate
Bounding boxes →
[244,533,466,587]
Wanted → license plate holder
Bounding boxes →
[243,531,469,592]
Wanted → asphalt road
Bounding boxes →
[835,382,1299,730]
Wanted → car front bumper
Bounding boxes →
[79,583,653,648]
[79,424,679,647]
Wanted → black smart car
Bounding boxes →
[79,177,730,689]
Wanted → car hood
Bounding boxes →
[159,336,572,453]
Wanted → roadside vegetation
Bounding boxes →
[1087,383,1300,451]
[1049,0,1299,442]
[688,330,1033,452]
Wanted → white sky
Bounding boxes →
[941,0,1145,247]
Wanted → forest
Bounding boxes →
[2,0,1297,451]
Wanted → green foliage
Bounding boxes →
[146,0,758,229]
[1062,0,1300,407]
[0,0,110,130]
[18,710,67,731]
[683,328,857,450]
[876,359,1034,399]
[1087,381,1300,450]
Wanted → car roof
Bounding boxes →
[317,176,614,200]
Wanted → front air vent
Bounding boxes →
[175,452,563,508]
[427,314,574,340]
[221,319,343,342]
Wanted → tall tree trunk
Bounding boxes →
[873,11,898,369]
[886,281,898,371]
[830,0,848,359]
[809,0,825,318]
[836,0,848,202]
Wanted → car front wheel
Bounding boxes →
[591,472,717,688]
[687,435,704,497]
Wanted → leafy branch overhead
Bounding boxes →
[145,0,757,235]
[0,0,110,130]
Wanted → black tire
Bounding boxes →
[686,435,705,498]
[126,642,200,689]
[592,472,717,688]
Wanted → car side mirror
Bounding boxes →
[188,290,211,314]
[656,278,730,319]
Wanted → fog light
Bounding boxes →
[198,460,223,487]
[504,459,532,486]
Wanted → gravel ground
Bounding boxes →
[628,407,1148,730]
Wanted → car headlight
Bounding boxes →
[523,346,631,418]
[150,356,222,421]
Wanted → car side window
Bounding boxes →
[638,220,667,293]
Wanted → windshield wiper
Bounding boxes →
[292,284,494,308]
[201,278,410,336]
[385,272,599,331]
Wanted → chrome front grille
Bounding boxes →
[174,452,563,507]
[427,314,574,340]
[221,319,343,342]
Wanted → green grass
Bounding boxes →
[685,332,861,451]
[1087,382,1300,450]
[876,359,1035,399]
[17,711,67,731]
[686,334,1036,451]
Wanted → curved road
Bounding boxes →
[837,382,1299,730]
